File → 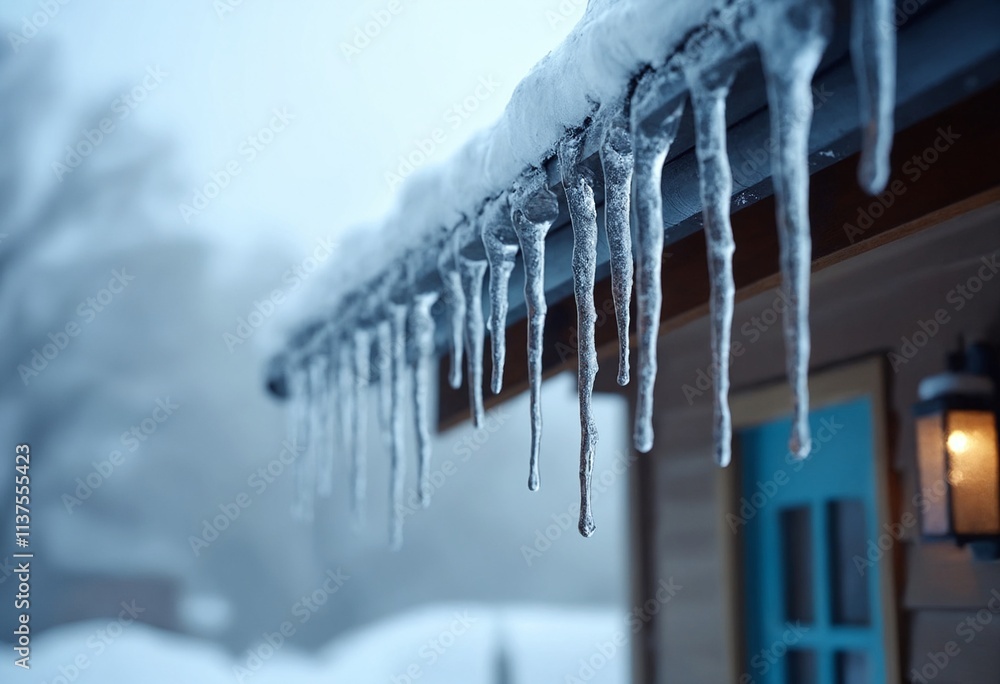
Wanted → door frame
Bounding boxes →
[719,355,901,683]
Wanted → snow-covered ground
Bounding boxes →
[32,605,629,684]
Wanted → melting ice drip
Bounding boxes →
[283,0,897,545]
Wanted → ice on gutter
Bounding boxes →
[274,0,896,547]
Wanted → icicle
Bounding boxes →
[751,0,831,458]
[350,328,371,528]
[687,68,737,468]
[630,85,686,453]
[436,240,466,390]
[558,133,600,538]
[851,0,895,194]
[510,169,559,491]
[375,319,393,447]
[387,302,408,549]
[481,193,518,394]
[409,291,440,507]
[291,357,316,522]
[599,105,634,387]
[457,230,489,428]
[287,361,308,519]
[328,338,354,498]
[312,349,334,497]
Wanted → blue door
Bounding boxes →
[738,397,885,684]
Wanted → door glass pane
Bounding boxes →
[780,506,814,623]
[836,650,869,684]
[786,649,818,684]
[828,499,870,625]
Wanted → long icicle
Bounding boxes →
[753,0,831,458]
[312,348,334,497]
[375,319,393,450]
[559,133,600,538]
[409,291,440,507]
[631,90,686,453]
[482,194,518,394]
[851,0,895,194]
[288,359,312,520]
[510,169,559,491]
[688,69,737,468]
[437,240,466,390]
[350,328,371,528]
[599,105,635,387]
[457,230,489,428]
[333,337,355,497]
[387,301,409,549]
[298,356,319,522]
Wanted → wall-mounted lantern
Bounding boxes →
[914,342,1000,561]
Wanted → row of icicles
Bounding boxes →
[282,0,895,548]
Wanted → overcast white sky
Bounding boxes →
[2,0,585,249]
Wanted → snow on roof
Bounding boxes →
[274,0,728,343]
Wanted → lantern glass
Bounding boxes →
[946,409,1000,536]
[916,412,950,536]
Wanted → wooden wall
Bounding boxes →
[646,201,1000,683]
